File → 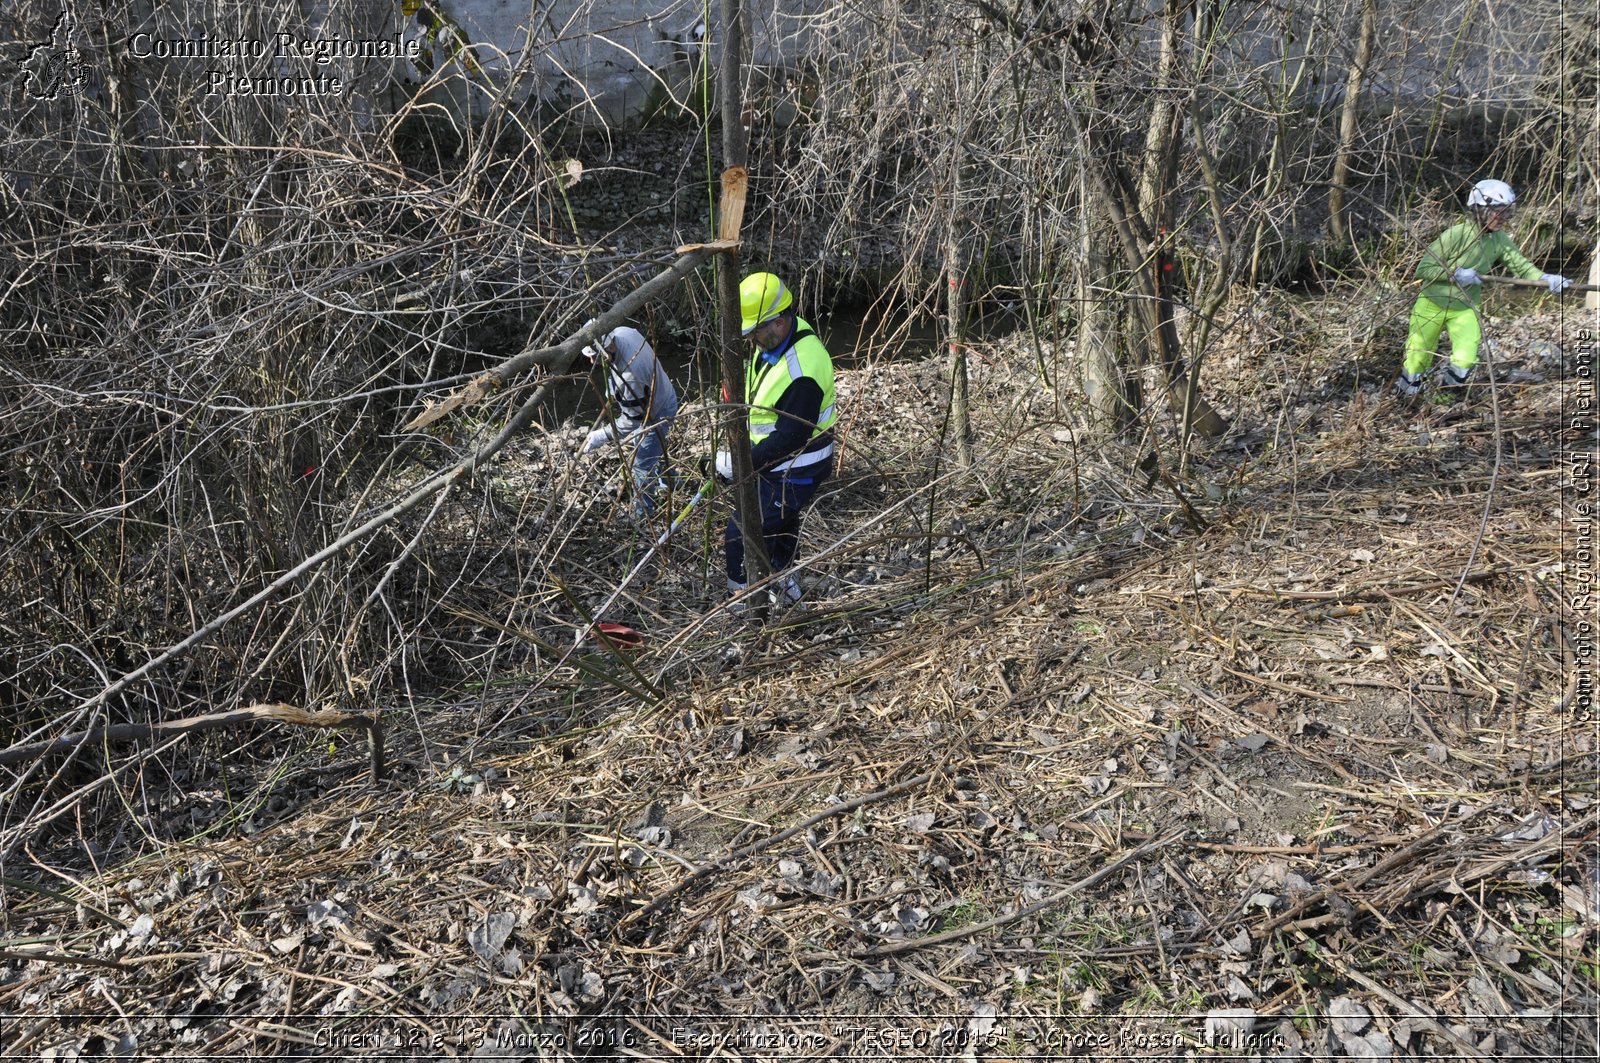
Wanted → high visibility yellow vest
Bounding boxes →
[746,318,836,473]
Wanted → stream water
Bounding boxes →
[549,298,1029,426]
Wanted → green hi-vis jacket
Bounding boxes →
[1416,220,1543,310]
[745,317,837,475]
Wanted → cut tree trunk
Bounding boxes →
[717,0,769,591]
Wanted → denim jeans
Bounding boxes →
[630,423,669,518]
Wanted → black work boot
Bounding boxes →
[1431,364,1472,407]
[1393,369,1424,404]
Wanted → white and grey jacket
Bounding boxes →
[587,326,679,446]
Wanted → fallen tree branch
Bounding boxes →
[4,242,727,860]
[1225,565,1518,603]
[1371,809,1600,908]
[403,247,712,431]
[0,703,384,781]
[1253,807,1486,940]
[0,947,126,971]
[1,353,570,858]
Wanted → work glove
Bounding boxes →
[714,450,733,480]
[579,318,602,361]
[581,426,613,454]
[1452,267,1481,287]
[1541,273,1572,293]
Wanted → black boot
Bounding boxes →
[1394,369,1424,403]
[1431,364,1472,406]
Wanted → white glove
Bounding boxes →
[579,318,603,361]
[1541,273,1571,293]
[715,451,733,480]
[581,426,613,454]
[1452,267,1481,286]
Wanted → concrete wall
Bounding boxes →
[85,0,1556,131]
[413,0,829,128]
[408,0,1561,130]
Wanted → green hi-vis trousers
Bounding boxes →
[1402,295,1481,377]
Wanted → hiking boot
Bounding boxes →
[1394,369,1424,401]
[1433,364,1472,405]
[770,576,803,609]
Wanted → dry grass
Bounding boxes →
[2,291,1595,1059]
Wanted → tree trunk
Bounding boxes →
[97,0,162,188]
[970,0,1228,442]
[1079,183,1137,435]
[1329,0,1377,248]
[1137,0,1187,218]
[1090,160,1231,440]
[1181,91,1239,461]
[945,229,974,467]
[944,54,975,468]
[717,0,769,590]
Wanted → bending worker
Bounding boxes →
[1397,178,1572,402]
[580,321,679,519]
[716,272,837,607]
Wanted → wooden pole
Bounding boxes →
[1480,274,1600,294]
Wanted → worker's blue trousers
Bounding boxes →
[724,469,828,583]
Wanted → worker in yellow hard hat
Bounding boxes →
[715,272,838,608]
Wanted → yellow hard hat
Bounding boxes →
[739,272,792,335]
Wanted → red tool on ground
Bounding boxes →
[589,622,644,650]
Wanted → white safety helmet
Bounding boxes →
[1467,179,1516,210]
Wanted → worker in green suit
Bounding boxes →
[1397,178,1572,403]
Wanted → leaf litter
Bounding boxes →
[1,296,1594,1059]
